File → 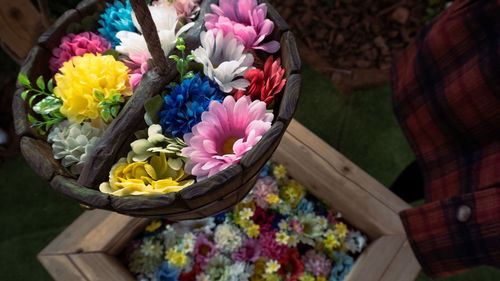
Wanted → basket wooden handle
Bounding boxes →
[129,0,168,74]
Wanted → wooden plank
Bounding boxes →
[277,74,301,124]
[280,31,301,78]
[379,240,421,281]
[51,175,112,210]
[0,0,43,63]
[285,119,410,214]
[40,209,149,256]
[20,136,67,181]
[38,9,81,51]
[70,253,136,281]
[38,255,88,281]
[344,235,406,281]
[273,120,406,238]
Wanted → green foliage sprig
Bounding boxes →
[169,37,196,81]
[18,73,65,135]
[94,90,124,122]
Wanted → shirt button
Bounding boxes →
[456,205,471,222]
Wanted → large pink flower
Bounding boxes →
[122,52,149,91]
[182,96,273,181]
[193,233,218,268]
[204,0,280,53]
[252,176,279,209]
[49,32,111,73]
[154,0,201,22]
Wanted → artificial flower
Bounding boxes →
[49,32,111,73]
[298,273,315,281]
[157,261,181,281]
[165,248,188,268]
[193,233,218,268]
[245,222,260,238]
[234,56,286,106]
[251,206,274,231]
[232,238,261,262]
[228,262,253,281]
[273,164,286,181]
[297,213,326,246]
[265,260,280,274]
[141,238,164,257]
[280,180,305,207]
[258,230,288,260]
[329,251,354,281]
[333,222,348,239]
[98,0,137,47]
[182,96,273,180]
[324,230,340,251]
[116,2,194,57]
[205,0,280,52]
[251,257,268,281]
[54,53,132,123]
[158,73,224,138]
[240,207,255,221]
[145,220,162,232]
[192,30,254,93]
[176,217,216,235]
[154,0,201,22]
[179,263,201,281]
[129,240,163,274]
[275,231,289,245]
[206,255,231,280]
[278,247,304,281]
[302,250,332,277]
[128,124,187,163]
[344,231,366,254]
[47,120,104,174]
[123,51,149,91]
[297,198,314,214]
[290,220,303,234]
[266,194,279,204]
[99,152,194,196]
[214,223,243,253]
[252,176,279,209]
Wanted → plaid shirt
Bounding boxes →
[392,0,500,277]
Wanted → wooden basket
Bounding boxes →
[13,0,301,219]
[38,120,421,281]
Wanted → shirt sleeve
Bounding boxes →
[399,187,500,278]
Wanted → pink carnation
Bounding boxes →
[258,229,289,260]
[49,32,111,73]
[301,250,332,277]
[123,52,149,91]
[204,0,280,52]
[182,96,273,181]
[252,176,278,209]
[232,238,261,262]
[193,233,218,268]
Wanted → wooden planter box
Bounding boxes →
[38,120,421,281]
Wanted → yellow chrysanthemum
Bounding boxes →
[234,201,256,227]
[164,249,187,267]
[239,207,254,220]
[317,277,327,281]
[273,164,286,180]
[275,231,289,245]
[298,273,315,281]
[266,193,279,204]
[54,53,132,123]
[334,222,348,239]
[145,219,162,232]
[265,260,281,274]
[99,152,194,196]
[280,180,305,207]
[250,258,268,281]
[324,231,340,250]
[246,222,260,238]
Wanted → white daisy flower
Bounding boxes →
[192,29,254,93]
[116,3,194,57]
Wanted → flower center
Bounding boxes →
[222,137,238,155]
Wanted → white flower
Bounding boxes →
[228,262,252,281]
[140,238,163,257]
[197,273,211,281]
[47,120,104,175]
[192,30,254,92]
[175,217,216,234]
[214,223,243,253]
[265,260,280,274]
[116,3,194,57]
[345,230,367,254]
[179,232,196,253]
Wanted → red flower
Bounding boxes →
[278,247,305,281]
[251,206,275,231]
[179,264,200,281]
[234,56,286,106]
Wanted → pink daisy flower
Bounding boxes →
[182,95,273,181]
[49,32,111,73]
[204,0,280,53]
[122,51,149,91]
[252,176,279,209]
[193,233,218,268]
[302,249,332,277]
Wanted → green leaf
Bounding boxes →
[21,90,29,100]
[18,73,30,86]
[102,49,120,61]
[176,37,185,45]
[144,95,163,125]
[47,79,54,93]
[36,76,45,91]
[111,93,122,103]
[186,55,196,61]
[169,55,180,62]
[28,93,41,107]
[183,71,195,80]
[33,96,62,115]
[110,105,120,117]
[176,44,186,51]
[101,107,111,122]
[94,90,105,101]
[27,113,38,124]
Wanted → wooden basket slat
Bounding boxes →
[280,31,301,78]
[277,74,301,124]
[75,0,107,16]
[240,121,285,183]
[69,253,136,281]
[51,175,112,209]
[20,136,67,181]
[259,0,288,34]
[37,9,81,51]
[12,88,38,138]
[77,69,175,189]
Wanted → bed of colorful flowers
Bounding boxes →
[18,0,287,194]
[122,160,368,281]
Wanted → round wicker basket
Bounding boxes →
[13,0,301,220]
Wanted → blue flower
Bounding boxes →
[259,164,271,177]
[158,74,224,138]
[329,251,354,281]
[213,210,228,224]
[98,0,137,47]
[297,198,314,213]
[157,261,180,281]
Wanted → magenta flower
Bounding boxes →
[182,95,273,181]
[193,233,218,268]
[258,230,289,260]
[290,219,303,234]
[49,32,111,73]
[302,249,332,277]
[204,0,280,52]
[122,52,149,91]
[252,176,278,209]
[232,238,261,262]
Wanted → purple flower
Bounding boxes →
[232,239,261,262]
[193,233,218,268]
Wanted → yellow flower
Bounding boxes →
[265,260,280,274]
[334,222,348,239]
[234,201,255,227]
[246,222,260,238]
[317,277,327,281]
[266,194,279,204]
[251,258,268,281]
[145,219,162,232]
[275,231,289,245]
[54,53,132,123]
[99,152,194,196]
[280,180,305,207]
[239,207,254,221]
[165,248,187,267]
[263,273,280,281]
[273,164,286,180]
[324,230,340,250]
[298,273,315,281]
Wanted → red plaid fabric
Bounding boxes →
[392,0,500,277]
